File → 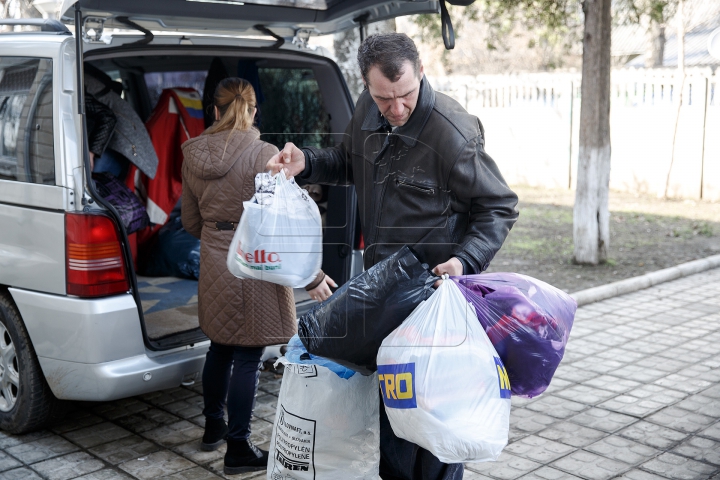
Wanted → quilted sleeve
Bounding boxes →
[255,142,280,175]
[181,165,203,239]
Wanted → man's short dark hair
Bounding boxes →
[357,33,421,84]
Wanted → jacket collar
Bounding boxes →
[360,76,435,147]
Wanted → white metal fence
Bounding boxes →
[428,68,719,201]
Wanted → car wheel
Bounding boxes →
[0,291,60,433]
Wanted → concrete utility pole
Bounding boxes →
[665,0,685,198]
[573,0,612,265]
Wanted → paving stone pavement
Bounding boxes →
[1,269,720,480]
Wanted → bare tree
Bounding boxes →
[573,0,612,264]
[333,27,362,101]
[333,19,396,102]
[1,0,42,19]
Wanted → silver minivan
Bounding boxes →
[0,0,449,433]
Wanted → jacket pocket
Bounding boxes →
[395,177,436,195]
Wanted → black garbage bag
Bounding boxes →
[298,246,436,375]
[141,208,200,279]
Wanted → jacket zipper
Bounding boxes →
[370,134,395,264]
[395,179,435,195]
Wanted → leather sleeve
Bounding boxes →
[299,117,354,186]
[448,134,519,274]
[181,168,203,239]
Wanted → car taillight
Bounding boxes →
[66,212,129,298]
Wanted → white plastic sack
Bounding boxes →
[227,171,322,288]
[376,278,511,464]
[267,359,380,480]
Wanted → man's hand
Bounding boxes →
[266,142,306,177]
[432,257,464,287]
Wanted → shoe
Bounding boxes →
[200,417,228,451]
[224,438,269,475]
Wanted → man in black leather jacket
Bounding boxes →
[268,33,518,480]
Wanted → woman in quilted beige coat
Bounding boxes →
[181,77,295,475]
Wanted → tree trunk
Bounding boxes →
[574,0,612,265]
[644,21,665,68]
[333,19,396,103]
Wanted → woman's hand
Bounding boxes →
[307,274,337,303]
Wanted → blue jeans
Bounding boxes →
[202,342,264,441]
[379,398,464,480]
[93,148,128,180]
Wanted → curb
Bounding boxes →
[570,254,720,307]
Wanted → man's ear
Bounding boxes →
[419,61,424,79]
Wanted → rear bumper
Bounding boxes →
[8,287,209,401]
[9,288,146,363]
[39,343,209,401]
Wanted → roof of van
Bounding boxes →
[60,0,440,37]
[0,32,71,44]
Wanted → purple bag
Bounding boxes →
[93,172,150,234]
[453,273,576,398]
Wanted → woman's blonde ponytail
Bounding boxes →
[204,77,256,135]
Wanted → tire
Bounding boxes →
[0,291,60,433]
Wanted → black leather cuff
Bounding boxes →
[299,149,313,180]
[455,256,471,275]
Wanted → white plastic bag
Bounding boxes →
[267,358,380,480]
[376,277,511,464]
[227,171,322,288]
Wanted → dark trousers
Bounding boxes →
[379,399,464,480]
[202,342,264,441]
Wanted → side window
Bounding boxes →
[0,57,54,185]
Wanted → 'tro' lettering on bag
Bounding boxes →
[494,357,512,399]
[378,363,417,409]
